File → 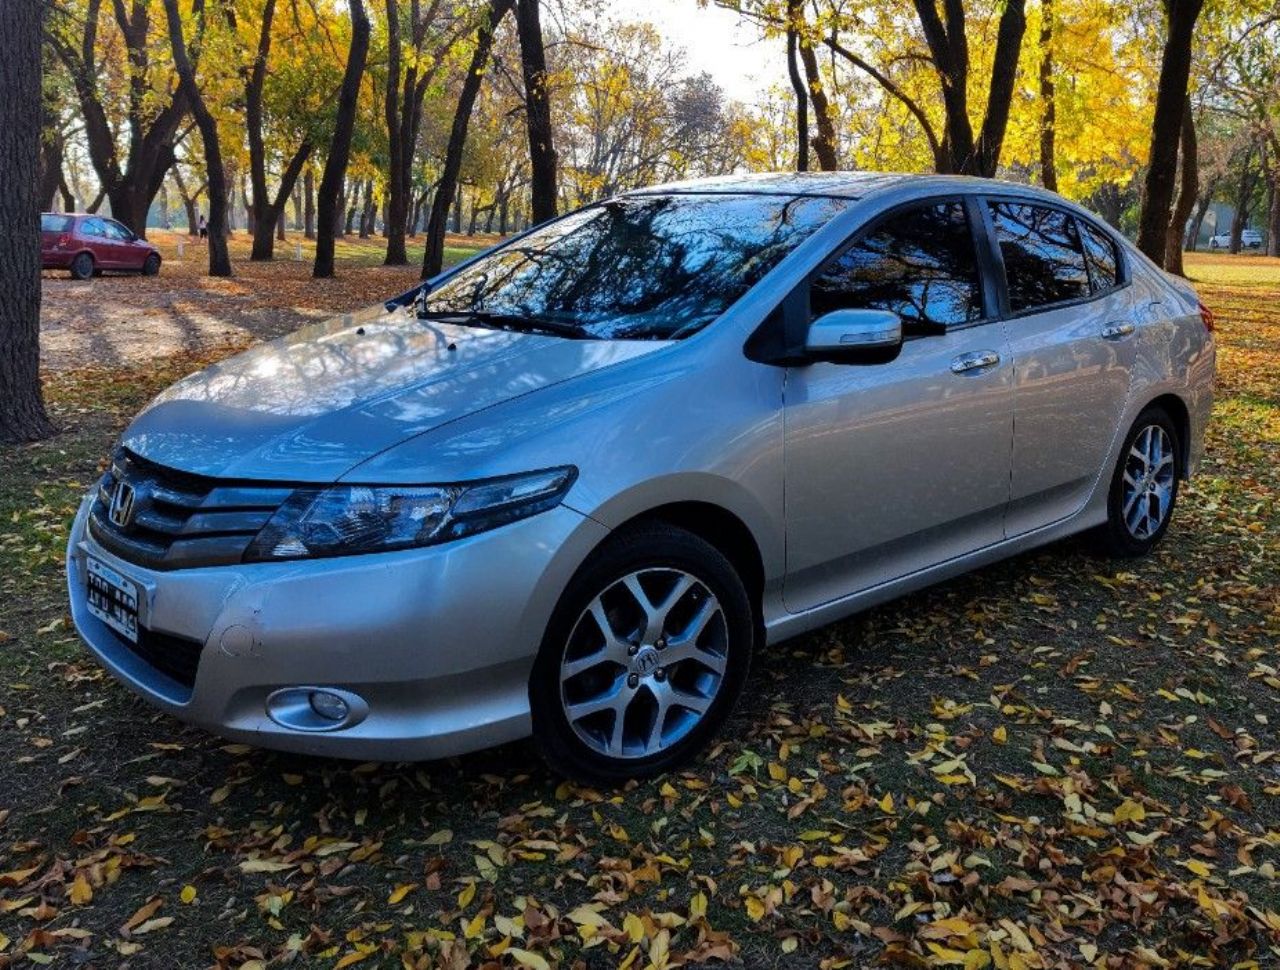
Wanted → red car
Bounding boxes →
[42,213,162,279]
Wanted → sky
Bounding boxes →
[602,0,783,104]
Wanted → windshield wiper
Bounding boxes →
[416,309,588,340]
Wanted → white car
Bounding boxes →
[1209,228,1262,250]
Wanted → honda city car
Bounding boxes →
[67,173,1215,781]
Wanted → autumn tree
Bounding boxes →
[46,0,188,236]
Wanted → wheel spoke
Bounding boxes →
[623,572,694,644]
[565,679,629,722]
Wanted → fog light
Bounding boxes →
[309,690,349,722]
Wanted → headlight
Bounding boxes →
[243,466,577,561]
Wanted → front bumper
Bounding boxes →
[66,496,608,760]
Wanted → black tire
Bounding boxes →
[142,253,161,276]
[1092,406,1181,558]
[70,252,94,280]
[531,523,754,785]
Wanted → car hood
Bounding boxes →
[120,302,670,481]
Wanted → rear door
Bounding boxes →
[782,198,1014,612]
[80,218,117,267]
[984,200,1137,535]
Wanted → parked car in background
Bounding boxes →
[66,173,1215,782]
[41,213,162,279]
[1208,228,1263,250]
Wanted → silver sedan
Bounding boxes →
[66,173,1216,782]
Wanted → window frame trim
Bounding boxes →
[799,193,1001,340]
[978,194,1131,320]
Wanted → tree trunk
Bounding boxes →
[1268,169,1280,257]
[516,0,558,224]
[1186,179,1216,251]
[1229,153,1256,255]
[304,167,315,239]
[314,0,371,278]
[292,182,303,230]
[359,178,375,238]
[1164,97,1197,276]
[1136,0,1205,266]
[911,0,1026,176]
[785,0,809,172]
[39,134,65,211]
[794,12,837,170]
[163,0,232,276]
[0,0,54,442]
[1038,0,1057,192]
[383,0,408,264]
[451,182,463,234]
[421,0,513,279]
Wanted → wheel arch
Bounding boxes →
[1142,392,1191,478]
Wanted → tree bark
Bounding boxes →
[1136,0,1205,266]
[304,167,316,238]
[314,0,371,278]
[251,141,312,259]
[162,0,231,276]
[785,0,809,172]
[516,0,558,224]
[0,0,54,442]
[382,0,408,263]
[1038,0,1057,192]
[797,34,837,170]
[421,0,514,278]
[359,178,375,238]
[1165,97,1197,276]
[1229,150,1256,255]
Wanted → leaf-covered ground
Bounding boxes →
[39,232,490,371]
[1,252,1277,969]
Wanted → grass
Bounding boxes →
[0,252,1277,968]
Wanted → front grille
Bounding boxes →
[111,626,204,695]
[89,449,293,570]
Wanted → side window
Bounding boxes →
[810,201,983,335]
[988,202,1090,313]
[1078,219,1120,293]
[83,218,106,238]
[105,221,130,240]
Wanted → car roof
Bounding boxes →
[621,171,1070,203]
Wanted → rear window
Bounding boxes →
[1078,220,1120,292]
[988,202,1090,313]
[42,215,74,233]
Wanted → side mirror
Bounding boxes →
[805,309,903,362]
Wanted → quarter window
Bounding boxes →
[988,202,1090,313]
[1078,219,1120,292]
[810,201,983,334]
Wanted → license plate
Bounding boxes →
[86,556,140,644]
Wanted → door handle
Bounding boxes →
[1101,321,1136,340]
[950,349,1001,374]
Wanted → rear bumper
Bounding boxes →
[41,252,74,269]
[66,495,608,760]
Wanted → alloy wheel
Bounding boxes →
[558,567,728,759]
[1121,424,1175,540]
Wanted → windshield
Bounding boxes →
[420,193,848,340]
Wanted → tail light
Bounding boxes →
[56,233,71,249]
[1198,302,1215,334]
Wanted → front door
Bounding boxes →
[783,199,1014,613]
